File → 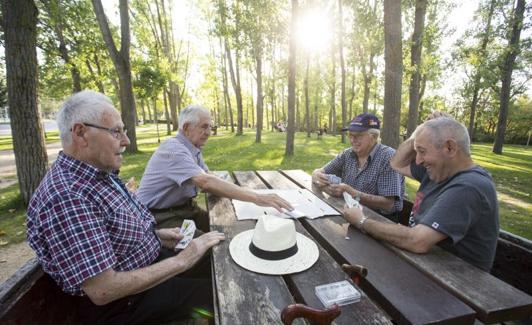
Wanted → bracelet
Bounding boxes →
[358,216,368,233]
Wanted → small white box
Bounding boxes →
[315,280,361,308]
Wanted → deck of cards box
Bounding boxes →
[315,280,361,308]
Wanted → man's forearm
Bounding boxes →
[361,219,422,252]
[390,138,416,177]
[82,252,193,305]
[196,174,258,202]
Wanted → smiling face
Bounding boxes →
[183,112,212,148]
[349,131,376,157]
[84,107,130,171]
[414,128,449,183]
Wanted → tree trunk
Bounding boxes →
[305,55,310,137]
[2,0,48,205]
[163,90,171,134]
[382,0,402,148]
[286,0,298,156]
[225,43,242,134]
[406,0,427,138]
[255,53,264,143]
[493,0,526,154]
[469,0,496,141]
[330,42,336,134]
[92,0,138,152]
[338,0,347,143]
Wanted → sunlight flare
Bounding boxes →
[296,10,332,53]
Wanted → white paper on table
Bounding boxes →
[231,189,339,220]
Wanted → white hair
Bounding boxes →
[368,128,381,143]
[178,105,210,130]
[56,90,115,145]
[417,117,471,156]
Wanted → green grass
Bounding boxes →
[0,131,60,151]
[1,125,531,247]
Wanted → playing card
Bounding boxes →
[327,174,342,184]
[343,192,360,209]
[175,219,196,250]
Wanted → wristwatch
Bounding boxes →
[358,216,368,233]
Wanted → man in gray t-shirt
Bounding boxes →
[137,105,292,230]
[341,113,499,271]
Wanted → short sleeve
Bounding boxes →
[44,193,116,292]
[410,162,426,182]
[323,150,347,176]
[157,147,205,186]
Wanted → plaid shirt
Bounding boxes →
[27,152,161,296]
[323,143,405,213]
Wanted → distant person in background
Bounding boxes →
[27,90,225,324]
[137,105,292,230]
[312,113,404,221]
[342,113,499,271]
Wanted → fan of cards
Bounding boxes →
[343,192,361,209]
[327,174,342,184]
[175,219,196,250]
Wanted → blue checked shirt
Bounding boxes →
[323,143,405,213]
[27,152,161,296]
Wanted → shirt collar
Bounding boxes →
[349,143,381,163]
[176,133,201,157]
[57,151,119,180]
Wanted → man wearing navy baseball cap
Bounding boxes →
[312,113,405,220]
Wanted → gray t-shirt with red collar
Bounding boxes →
[409,163,499,271]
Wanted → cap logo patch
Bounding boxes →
[431,222,439,229]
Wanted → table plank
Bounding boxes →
[232,171,392,324]
[207,171,302,325]
[280,170,532,324]
[272,170,476,325]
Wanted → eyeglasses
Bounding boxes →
[83,123,128,139]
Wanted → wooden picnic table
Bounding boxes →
[206,170,532,325]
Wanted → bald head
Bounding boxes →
[415,117,471,156]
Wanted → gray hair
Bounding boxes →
[368,128,381,143]
[178,105,210,130]
[417,117,471,156]
[56,90,115,145]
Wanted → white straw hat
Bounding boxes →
[229,215,319,275]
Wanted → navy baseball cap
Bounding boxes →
[342,113,380,132]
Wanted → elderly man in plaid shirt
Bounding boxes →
[27,90,224,324]
[312,113,405,221]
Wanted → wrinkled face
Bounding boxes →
[84,107,130,171]
[184,112,212,148]
[349,131,376,156]
[414,129,447,183]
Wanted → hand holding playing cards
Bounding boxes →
[156,228,184,249]
[312,170,330,187]
[341,203,364,226]
[327,183,350,197]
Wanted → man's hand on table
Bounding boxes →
[177,231,225,267]
[254,193,293,212]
